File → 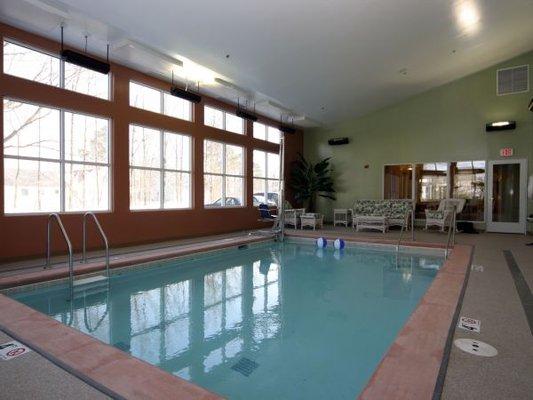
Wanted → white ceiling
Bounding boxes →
[1,0,533,126]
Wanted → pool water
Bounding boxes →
[11,242,443,399]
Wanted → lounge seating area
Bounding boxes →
[351,199,413,233]
[280,198,469,234]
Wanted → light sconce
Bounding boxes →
[485,121,516,132]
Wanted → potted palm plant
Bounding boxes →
[289,153,336,212]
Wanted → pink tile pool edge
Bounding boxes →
[0,294,223,400]
[0,235,272,289]
[357,244,472,400]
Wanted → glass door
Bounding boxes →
[486,159,527,233]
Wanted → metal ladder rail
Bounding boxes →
[396,211,411,252]
[46,213,74,296]
[82,212,110,278]
[444,206,457,259]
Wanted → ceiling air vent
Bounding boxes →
[497,65,529,95]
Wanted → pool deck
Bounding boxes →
[0,228,531,399]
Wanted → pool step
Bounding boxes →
[73,275,109,296]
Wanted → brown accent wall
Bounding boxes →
[0,23,303,262]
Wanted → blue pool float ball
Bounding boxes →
[334,238,345,250]
[316,237,327,248]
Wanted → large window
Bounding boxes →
[384,161,486,221]
[129,81,192,121]
[204,106,244,135]
[204,140,245,207]
[253,122,281,144]
[3,99,110,213]
[129,125,192,210]
[3,40,110,100]
[253,150,280,206]
[415,163,448,218]
[451,161,485,221]
[384,165,413,199]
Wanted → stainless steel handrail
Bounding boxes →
[82,212,110,278]
[396,211,411,252]
[445,206,457,259]
[46,213,74,296]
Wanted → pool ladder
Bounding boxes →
[396,210,414,253]
[444,206,457,259]
[46,212,110,297]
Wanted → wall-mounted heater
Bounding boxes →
[236,108,258,121]
[60,27,110,74]
[485,121,516,132]
[328,137,349,145]
[279,125,296,134]
[170,72,202,103]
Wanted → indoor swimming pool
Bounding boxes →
[10,241,444,399]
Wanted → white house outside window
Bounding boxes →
[3,99,111,213]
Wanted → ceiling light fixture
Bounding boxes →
[455,1,480,34]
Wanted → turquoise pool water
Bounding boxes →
[11,241,443,399]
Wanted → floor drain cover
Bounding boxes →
[454,338,498,357]
[231,357,258,376]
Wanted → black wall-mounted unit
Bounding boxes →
[170,86,202,103]
[60,50,110,75]
[528,98,533,112]
[279,125,296,134]
[485,121,516,132]
[236,108,258,122]
[328,137,349,145]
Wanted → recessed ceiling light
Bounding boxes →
[455,1,480,34]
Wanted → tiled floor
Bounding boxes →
[0,227,532,399]
[0,330,110,400]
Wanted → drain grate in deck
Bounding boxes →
[231,357,258,376]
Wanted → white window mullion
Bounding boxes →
[222,144,227,206]
[264,154,269,201]
[59,110,65,212]
[160,130,165,209]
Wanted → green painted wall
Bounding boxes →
[304,50,533,222]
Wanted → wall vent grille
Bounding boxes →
[497,65,529,95]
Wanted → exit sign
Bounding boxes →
[500,147,514,157]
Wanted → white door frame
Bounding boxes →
[486,159,527,234]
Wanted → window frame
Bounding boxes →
[252,149,280,207]
[203,139,246,209]
[129,80,193,122]
[253,121,281,144]
[3,97,113,215]
[3,39,111,101]
[129,123,193,211]
[382,160,487,223]
[203,105,245,135]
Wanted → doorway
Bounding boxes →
[486,159,527,233]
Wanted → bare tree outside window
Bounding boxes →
[3,40,111,214]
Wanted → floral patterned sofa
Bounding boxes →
[351,199,413,232]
